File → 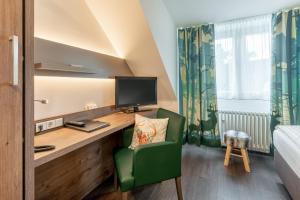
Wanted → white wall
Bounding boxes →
[34,0,119,120]
[218,99,270,113]
[140,0,177,94]
[85,0,179,112]
[35,77,115,120]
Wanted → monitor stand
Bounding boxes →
[122,106,153,113]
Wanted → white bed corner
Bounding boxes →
[273,125,300,199]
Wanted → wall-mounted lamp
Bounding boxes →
[34,99,49,104]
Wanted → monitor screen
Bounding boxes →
[115,77,157,108]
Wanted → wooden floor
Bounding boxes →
[87,145,291,200]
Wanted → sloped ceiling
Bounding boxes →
[35,0,118,57]
[85,0,178,111]
[139,0,177,96]
[162,0,300,25]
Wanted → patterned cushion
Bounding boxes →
[129,114,169,149]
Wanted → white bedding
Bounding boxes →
[273,125,300,178]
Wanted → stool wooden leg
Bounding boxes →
[224,145,232,167]
[246,149,250,164]
[241,148,251,172]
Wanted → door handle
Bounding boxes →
[9,35,18,86]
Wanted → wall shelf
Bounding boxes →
[34,62,97,74]
[34,38,133,78]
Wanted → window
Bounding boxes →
[215,15,272,112]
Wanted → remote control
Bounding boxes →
[34,145,55,153]
[65,121,86,127]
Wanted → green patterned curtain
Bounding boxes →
[178,25,220,147]
[271,8,300,133]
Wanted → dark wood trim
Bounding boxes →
[23,0,34,199]
[35,105,118,123]
[35,105,160,125]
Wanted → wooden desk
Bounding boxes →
[34,110,156,200]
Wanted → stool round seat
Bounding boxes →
[224,130,250,149]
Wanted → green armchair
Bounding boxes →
[114,108,186,200]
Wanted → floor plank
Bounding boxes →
[88,145,291,200]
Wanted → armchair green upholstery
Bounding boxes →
[114,108,186,199]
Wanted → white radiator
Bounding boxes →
[218,111,271,153]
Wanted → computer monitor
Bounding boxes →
[115,76,157,112]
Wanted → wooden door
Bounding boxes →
[0,0,23,199]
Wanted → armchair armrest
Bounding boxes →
[122,126,134,147]
[133,141,181,187]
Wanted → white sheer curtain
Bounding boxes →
[215,15,272,101]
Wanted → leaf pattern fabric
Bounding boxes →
[271,8,300,126]
[178,25,220,147]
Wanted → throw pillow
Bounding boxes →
[129,114,169,149]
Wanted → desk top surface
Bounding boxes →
[34,110,156,167]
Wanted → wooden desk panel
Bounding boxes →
[35,135,118,200]
[34,110,156,167]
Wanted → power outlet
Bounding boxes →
[55,118,63,127]
[46,120,56,129]
[35,118,64,134]
[36,122,47,133]
[85,103,98,110]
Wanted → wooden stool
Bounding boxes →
[223,130,251,172]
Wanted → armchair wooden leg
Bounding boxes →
[175,177,183,200]
[114,167,118,191]
[122,191,129,200]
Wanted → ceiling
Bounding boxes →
[162,0,300,26]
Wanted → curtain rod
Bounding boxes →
[177,13,270,30]
[177,23,212,30]
[177,5,300,30]
[276,5,300,12]
[272,6,300,17]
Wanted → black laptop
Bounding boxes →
[65,120,110,132]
